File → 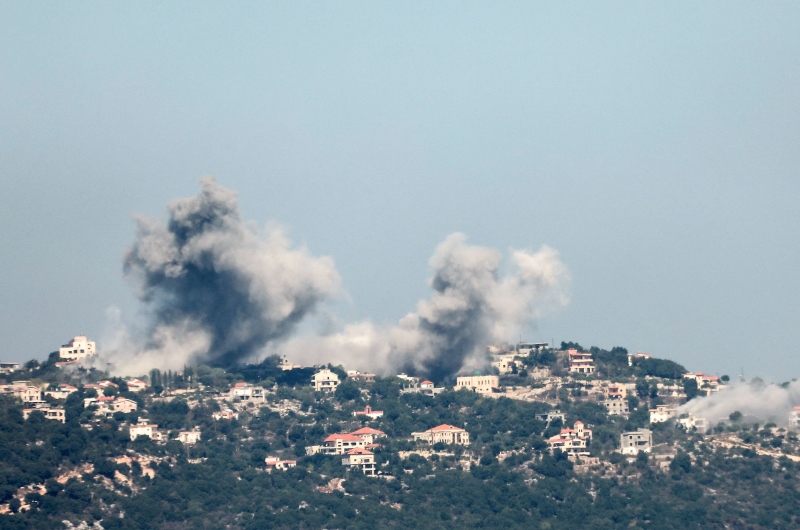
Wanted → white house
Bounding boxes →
[649,405,676,424]
[455,375,500,395]
[353,405,384,420]
[0,362,19,375]
[178,431,201,444]
[412,424,470,446]
[306,433,367,455]
[212,408,239,421]
[265,457,297,471]
[125,378,149,392]
[58,335,96,361]
[44,384,78,400]
[228,382,265,402]
[23,406,65,423]
[350,427,386,445]
[677,414,709,433]
[603,399,630,416]
[312,369,340,393]
[568,349,595,375]
[546,421,593,456]
[130,418,159,441]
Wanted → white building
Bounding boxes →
[178,431,201,444]
[58,335,96,361]
[212,408,239,421]
[228,382,265,402]
[677,414,709,433]
[491,353,523,375]
[130,418,159,441]
[620,429,653,455]
[125,378,149,392]
[312,369,340,393]
[265,457,297,472]
[306,433,367,456]
[350,427,386,445]
[353,405,384,420]
[23,406,65,423]
[649,404,676,424]
[44,384,78,400]
[0,362,19,375]
[412,424,470,446]
[342,448,376,476]
[3,381,42,403]
[455,375,500,395]
[546,421,593,456]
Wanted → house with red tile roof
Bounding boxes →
[350,427,386,444]
[265,457,297,472]
[306,433,367,455]
[353,405,384,420]
[342,448,376,475]
[546,421,592,456]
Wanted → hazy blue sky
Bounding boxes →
[1,3,798,380]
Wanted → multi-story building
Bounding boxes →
[350,427,386,445]
[546,421,593,456]
[347,371,376,383]
[130,418,159,441]
[228,382,265,402]
[568,349,595,375]
[603,398,630,416]
[620,429,653,455]
[649,404,676,424]
[411,424,470,446]
[342,448,376,476]
[125,378,149,392]
[44,384,78,400]
[178,431,201,444]
[58,335,96,361]
[0,362,19,375]
[3,381,42,403]
[306,433,367,455]
[455,375,500,395]
[212,408,239,421]
[312,369,340,393]
[23,406,65,423]
[682,372,722,392]
[677,414,709,433]
[491,353,523,375]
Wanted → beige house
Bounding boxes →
[58,335,96,361]
[44,384,78,400]
[23,406,65,423]
[677,414,709,433]
[649,404,676,424]
[350,427,386,445]
[312,369,340,393]
[455,375,500,395]
[212,408,239,421]
[3,381,43,403]
[491,353,523,375]
[228,382,265,402]
[342,448,376,476]
[125,378,149,392]
[0,362,19,375]
[568,349,595,375]
[306,433,367,455]
[412,424,470,446]
[130,418,159,441]
[603,399,630,416]
[620,429,653,455]
[546,421,593,456]
[353,405,384,420]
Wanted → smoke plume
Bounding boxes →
[278,233,570,381]
[109,177,340,374]
[679,380,800,426]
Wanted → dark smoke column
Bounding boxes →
[123,177,339,369]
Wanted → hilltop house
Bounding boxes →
[400,378,445,396]
[312,369,340,393]
[603,398,630,417]
[129,418,159,441]
[265,457,297,472]
[568,349,595,375]
[44,384,78,400]
[2,381,42,403]
[58,335,96,361]
[23,405,65,423]
[682,372,722,392]
[306,433,367,455]
[412,424,470,446]
[229,382,265,402]
[649,404,676,423]
[125,378,149,392]
[353,405,384,420]
[677,414,709,433]
[347,371,376,383]
[0,362,19,375]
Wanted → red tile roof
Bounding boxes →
[345,448,373,455]
[351,427,385,436]
[429,424,465,433]
[324,433,364,443]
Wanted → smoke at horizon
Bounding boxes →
[103,179,570,380]
[679,379,800,426]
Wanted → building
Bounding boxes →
[620,429,653,455]
[411,424,470,446]
[58,335,96,361]
[603,399,630,416]
[342,448,376,476]
[111,397,138,414]
[353,405,384,420]
[682,372,721,392]
[455,375,500,395]
[306,433,367,455]
[677,414,709,433]
[536,410,566,424]
[312,369,340,393]
[347,371,376,383]
[2,381,42,403]
[516,342,549,355]
[130,418,159,441]
[44,384,78,400]
[649,405,676,424]
[23,406,65,423]
[228,382,265,402]
[84,380,118,393]
[400,379,445,396]
[350,427,386,444]
[0,362,19,375]
[491,353,523,375]
[125,378,149,392]
[212,408,239,421]
[568,349,595,375]
[792,406,800,428]
[627,352,653,366]
[279,355,302,371]
[178,431,201,444]
[604,383,629,400]
[546,421,593,456]
[265,457,297,471]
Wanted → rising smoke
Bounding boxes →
[277,233,570,381]
[108,177,340,374]
[679,379,800,426]
[107,180,569,380]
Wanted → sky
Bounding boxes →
[1,2,798,380]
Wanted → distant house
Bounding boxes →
[401,378,445,396]
[312,369,340,393]
[178,431,201,445]
[265,457,297,471]
[536,410,566,424]
[212,408,239,421]
[620,429,653,455]
[353,405,384,420]
[23,406,65,423]
[649,405,676,424]
[792,406,800,428]
[58,335,96,361]
[568,349,595,375]
[342,448,376,476]
[350,427,386,445]
[279,355,302,371]
[44,384,78,400]
[682,372,721,392]
[412,424,470,446]
[603,399,630,417]
[130,418,159,441]
[125,378,149,392]
[0,362,19,375]
[3,381,42,403]
[112,397,138,414]
[306,433,367,455]
[455,375,500,395]
[677,414,709,433]
[84,380,118,393]
[546,421,593,456]
[229,382,265,402]
[627,352,652,366]
[347,371,376,383]
[491,353,523,375]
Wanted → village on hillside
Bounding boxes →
[1,334,798,517]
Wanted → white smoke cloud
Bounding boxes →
[679,380,800,426]
[277,233,570,381]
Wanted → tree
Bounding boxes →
[635,379,649,399]
[721,375,730,383]
[683,378,699,401]
[729,411,743,423]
